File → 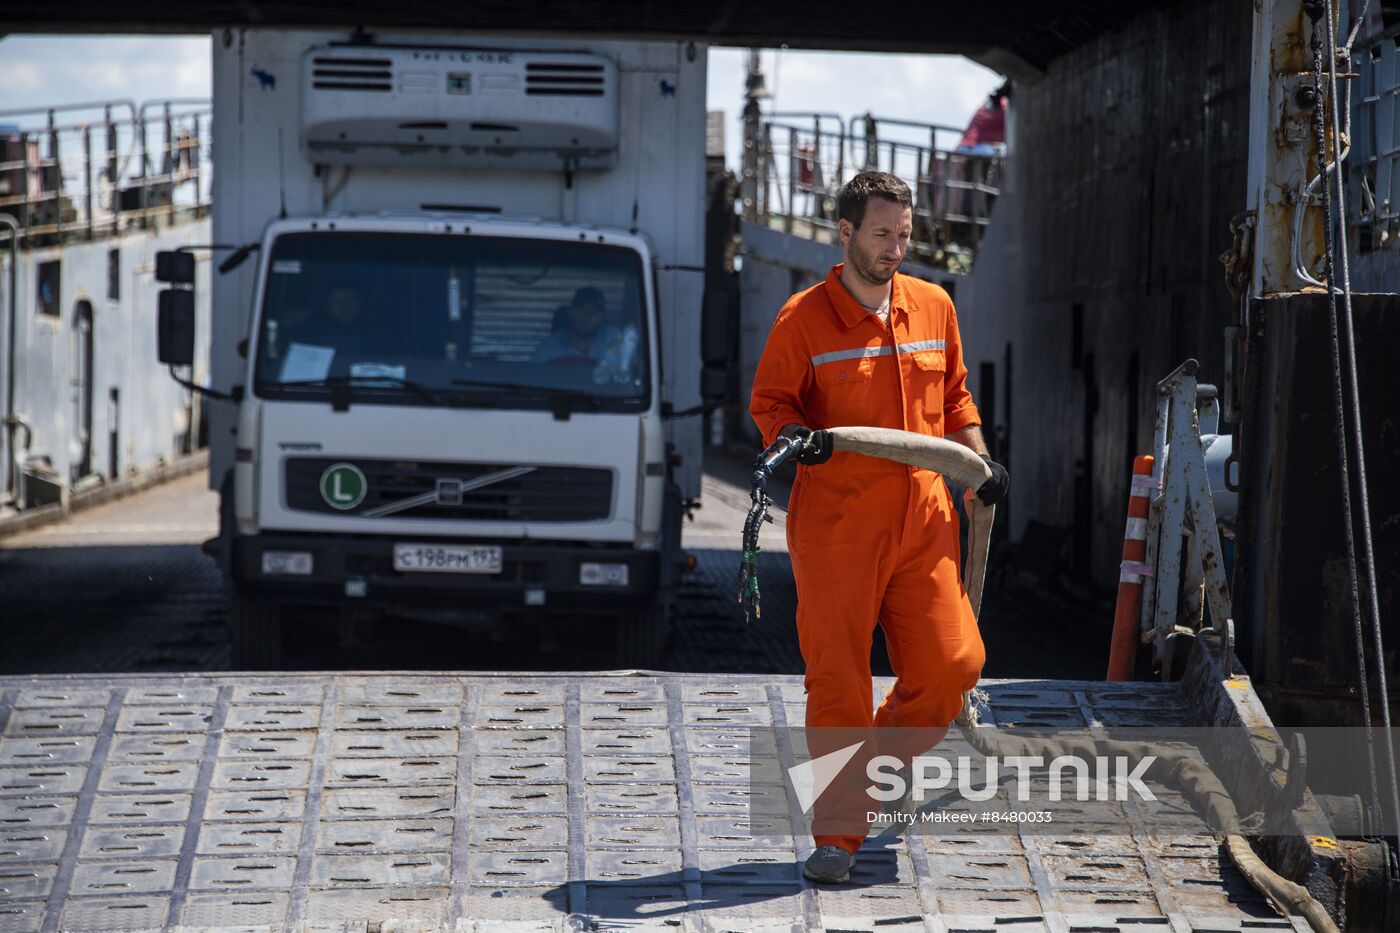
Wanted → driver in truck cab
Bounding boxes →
[316,285,378,357]
[269,284,378,362]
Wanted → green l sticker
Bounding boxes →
[320,463,367,510]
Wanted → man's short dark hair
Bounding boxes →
[571,286,605,311]
[837,171,913,228]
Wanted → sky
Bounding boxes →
[0,36,1003,171]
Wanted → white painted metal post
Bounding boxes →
[1153,377,1192,676]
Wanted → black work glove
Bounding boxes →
[791,427,835,466]
[976,455,1010,505]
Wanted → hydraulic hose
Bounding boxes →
[824,427,994,615]
[739,428,993,623]
[739,434,802,621]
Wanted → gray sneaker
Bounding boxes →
[803,845,855,883]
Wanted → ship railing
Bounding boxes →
[1346,26,1400,253]
[751,111,1004,273]
[0,98,212,248]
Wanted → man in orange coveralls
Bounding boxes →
[749,171,1010,883]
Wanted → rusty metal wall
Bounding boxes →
[1234,292,1400,725]
[960,0,1252,587]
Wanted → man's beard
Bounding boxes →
[849,241,897,285]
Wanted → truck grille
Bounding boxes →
[311,56,394,92]
[285,458,613,522]
[524,62,606,97]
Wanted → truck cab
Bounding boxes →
[156,31,716,666]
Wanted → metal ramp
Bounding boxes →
[0,670,1309,932]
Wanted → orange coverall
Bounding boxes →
[749,264,987,854]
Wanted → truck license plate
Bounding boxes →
[393,544,503,574]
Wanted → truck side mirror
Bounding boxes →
[701,288,730,367]
[155,250,196,284]
[158,289,196,366]
[700,367,728,399]
[700,287,733,401]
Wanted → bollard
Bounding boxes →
[1108,455,1155,680]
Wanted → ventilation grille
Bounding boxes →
[524,62,606,97]
[286,458,613,522]
[312,56,393,92]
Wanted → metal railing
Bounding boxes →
[0,98,212,247]
[1348,29,1400,252]
[748,111,1004,273]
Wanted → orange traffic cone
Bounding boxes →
[1107,455,1154,681]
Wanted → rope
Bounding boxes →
[953,696,1340,933]
[1319,0,1400,839]
[1344,0,1372,53]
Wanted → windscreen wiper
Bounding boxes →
[449,378,602,420]
[275,375,451,411]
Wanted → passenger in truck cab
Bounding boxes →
[531,286,621,365]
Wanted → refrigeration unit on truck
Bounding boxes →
[155,31,728,667]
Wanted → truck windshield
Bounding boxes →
[254,232,650,411]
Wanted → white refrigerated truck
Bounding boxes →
[156,30,723,667]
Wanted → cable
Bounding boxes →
[1308,6,1383,829]
[1321,0,1400,842]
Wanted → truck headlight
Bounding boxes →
[262,551,314,575]
[579,562,629,586]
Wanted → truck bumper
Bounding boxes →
[233,532,660,612]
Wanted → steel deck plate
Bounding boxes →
[0,672,1304,933]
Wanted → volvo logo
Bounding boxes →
[436,478,464,506]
